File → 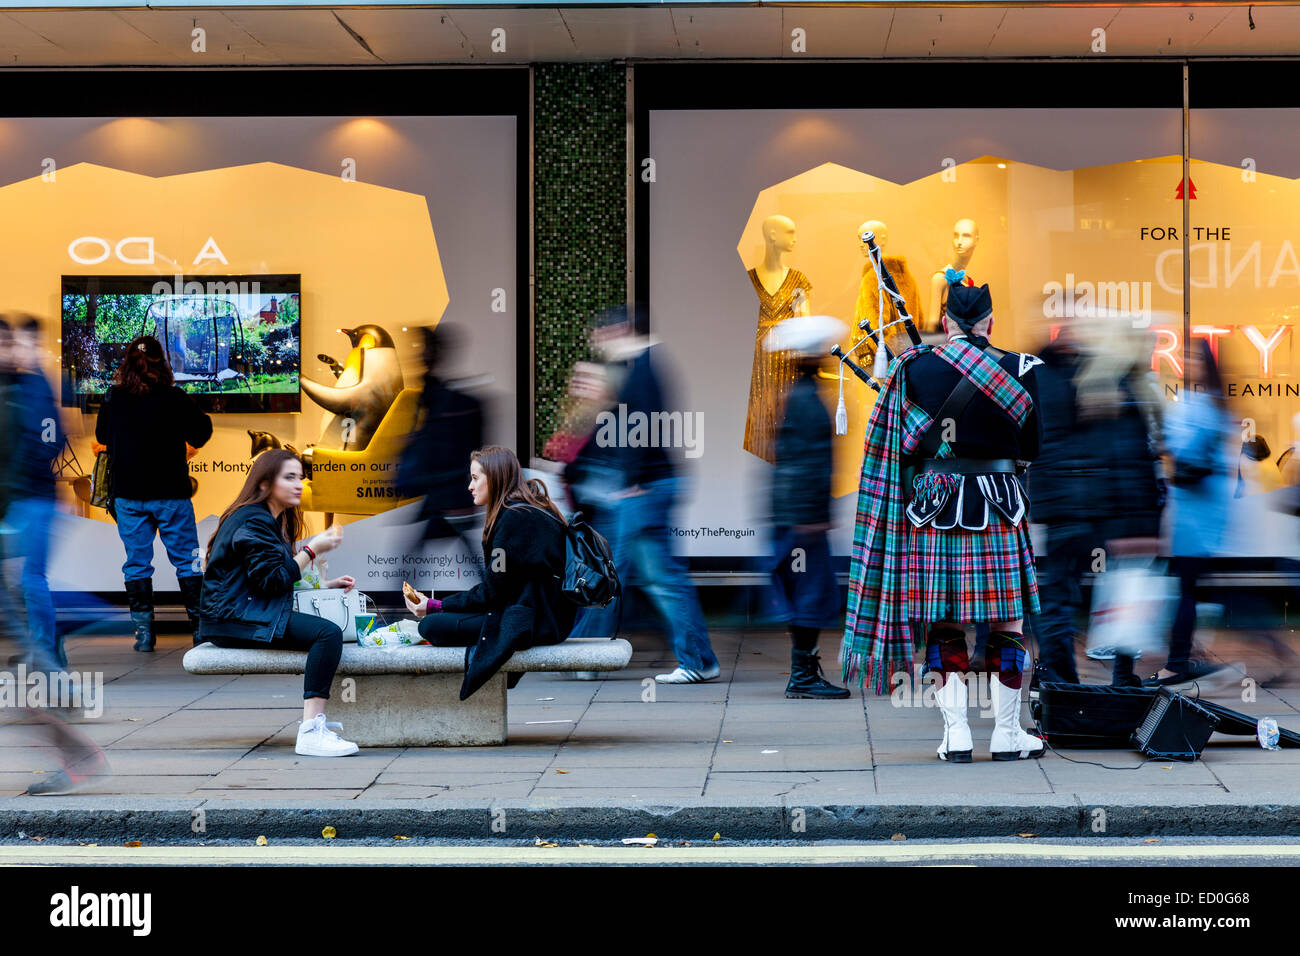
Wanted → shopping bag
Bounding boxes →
[357,618,428,649]
[1085,558,1178,658]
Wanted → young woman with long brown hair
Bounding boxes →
[198,448,361,757]
[94,335,212,652]
[404,445,574,700]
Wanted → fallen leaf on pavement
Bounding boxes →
[256,836,268,846]
[31,836,45,842]
[321,826,337,839]
[712,832,722,841]
[534,838,558,848]
[555,769,568,774]
[394,835,411,841]
[124,841,142,847]
[1144,838,1160,844]
[1017,833,1038,839]
[890,833,907,841]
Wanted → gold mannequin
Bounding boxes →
[929,218,980,330]
[745,215,813,463]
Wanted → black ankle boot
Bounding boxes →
[785,648,851,699]
[178,576,204,647]
[125,578,155,652]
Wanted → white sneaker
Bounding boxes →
[295,714,359,757]
[654,664,721,684]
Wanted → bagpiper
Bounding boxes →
[840,270,1045,762]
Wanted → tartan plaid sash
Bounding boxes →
[839,339,1033,694]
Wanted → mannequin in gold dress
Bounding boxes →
[745,215,812,463]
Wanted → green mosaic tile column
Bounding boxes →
[533,62,626,458]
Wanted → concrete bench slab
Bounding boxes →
[182,639,633,747]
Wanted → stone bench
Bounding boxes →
[182,639,634,746]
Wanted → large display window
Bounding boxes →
[5,69,528,594]
[634,62,1192,564]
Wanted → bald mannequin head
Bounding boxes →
[858,219,888,259]
[952,218,980,259]
[761,215,797,254]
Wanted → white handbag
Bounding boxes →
[292,588,371,642]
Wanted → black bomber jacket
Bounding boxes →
[198,502,302,642]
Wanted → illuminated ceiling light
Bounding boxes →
[996,163,1007,169]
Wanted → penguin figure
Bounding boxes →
[301,324,405,452]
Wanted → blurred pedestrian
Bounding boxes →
[765,314,850,699]
[199,449,359,756]
[567,305,720,684]
[1029,316,1165,684]
[396,323,484,555]
[1115,339,1236,688]
[0,315,65,673]
[94,335,212,651]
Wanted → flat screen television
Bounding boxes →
[61,274,301,414]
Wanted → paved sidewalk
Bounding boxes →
[0,626,1297,840]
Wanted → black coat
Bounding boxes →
[95,384,212,501]
[1029,341,1163,535]
[198,502,301,642]
[440,502,575,700]
[770,369,831,528]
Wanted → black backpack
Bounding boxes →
[523,505,621,609]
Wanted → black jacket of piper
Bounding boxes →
[197,502,302,642]
[770,368,832,528]
[903,345,1042,462]
[440,501,576,700]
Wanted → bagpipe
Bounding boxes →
[829,230,924,428]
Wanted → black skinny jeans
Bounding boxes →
[417,611,486,646]
[209,611,343,700]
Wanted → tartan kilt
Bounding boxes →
[906,511,1040,623]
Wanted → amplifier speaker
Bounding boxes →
[1132,688,1220,760]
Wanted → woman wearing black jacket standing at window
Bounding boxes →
[95,335,213,652]
[198,448,360,757]
[404,445,574,701]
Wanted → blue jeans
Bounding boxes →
[1,496,59,670]
[115,498,202,583]
[570,477,717,673]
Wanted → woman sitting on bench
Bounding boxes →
[405,445,574,700]
[198,448,361,757]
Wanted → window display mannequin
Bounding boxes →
[929,218,980,330]
[745,215,813,463]
[851,219,925,358]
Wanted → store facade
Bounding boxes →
[5,33,1299,603]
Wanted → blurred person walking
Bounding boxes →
[0,317,111,795]
[1029,316,1165,684]
[0,316,67,673]
[567,306,720,684]
[396,323,485,555]
[765,315,850,699]
[1114,339,1236,689]
[199,449,360,756]
[95,335,212,651]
